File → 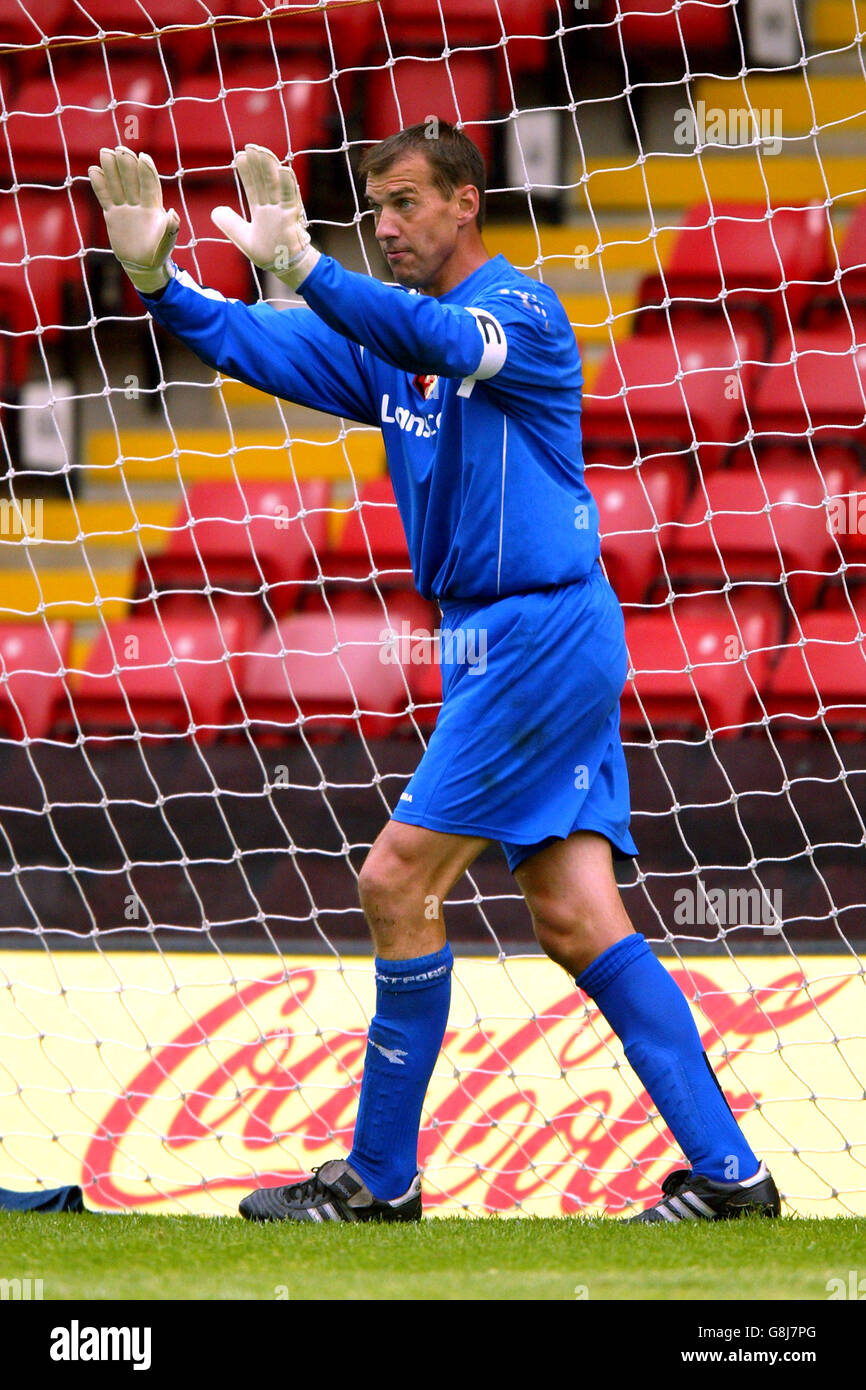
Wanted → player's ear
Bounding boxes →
[454,183,480,229]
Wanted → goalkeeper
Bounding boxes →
[90,125,779,1225]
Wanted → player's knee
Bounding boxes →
[529,898,593,972]
[358,847,424,923]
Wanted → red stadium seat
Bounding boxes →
[621,603,774,736]
[585,461,686,605]
[666,461,855,614]
[61,0,218,68]
[0,0,67,44]
[602,0,733,53]
[804,200,866,332]
[378,0,552,100]
[240,610,410,739]
[660,585,786,653]
[0,191,82,384]
[582,326,758,475]
[136,479,330,618]
[836,202,866,309]
[0,0,69,83]
[380,0,552,48]
[322,477,413,590]
[745,330,866,462]
[74,614,243,738]
[162,186,254,299]
[206,0,381,81]
[0,621,72,740]
[0,57,169,183]
[150,60,330,196]
[761,610,866,733]
[637,203,831,353]
[364,55,496,166]
[818,488,866,609]
[326,588,443,726]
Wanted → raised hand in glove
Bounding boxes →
[88,146,179,295]
[210,143,320,291]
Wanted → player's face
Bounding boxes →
[365,153,477,293]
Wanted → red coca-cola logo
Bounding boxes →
[80,964,848,1214]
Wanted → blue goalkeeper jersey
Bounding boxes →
[140,252,601,602]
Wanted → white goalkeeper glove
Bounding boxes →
[210,143,320,291]
[88,146,180,295]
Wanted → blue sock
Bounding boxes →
[576,934,759,1183]
[348,944,453,1201]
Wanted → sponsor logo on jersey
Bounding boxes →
[380,393,441,437]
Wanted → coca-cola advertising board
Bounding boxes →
[0,951,863,1216]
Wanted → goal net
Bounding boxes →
[0,0,864,1218]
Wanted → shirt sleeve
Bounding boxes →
[467,284,582,397]
[297,254,502,383]
[138,264,379,425]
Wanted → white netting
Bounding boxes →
[0,0,864,1217]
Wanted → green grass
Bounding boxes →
[1,1213,864,1301]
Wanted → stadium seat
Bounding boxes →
[601,0,733,53]
[0,191,82,384]
[135,479,330,619]
[239,609,411,739]
[160,186,254,300]
[0,1,69,80]
[0,58,169,183]
[60,0,217,69]
[150,60,330,197]
[620,602,774,737]
[636,203,832,354]
[325,588,442,726]
[0,621,72,740]
[203,0,380,86]
[804,200,866,332]
[585,461,686,605]
[320,477,413,591]
[662,586,787,657]
[378,0,553,102]
[816,489,866,610]
[665,461,855,615]
[582,326,758,476]
[760,610,866,734]
[73,614,243,738]
[744,330,866,463]
[364,55,496,166]
[0,0,67,44]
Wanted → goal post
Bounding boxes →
[0,0,864,1217]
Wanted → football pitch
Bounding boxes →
[4,1211,866,1302]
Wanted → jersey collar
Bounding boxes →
[437,254,509,306]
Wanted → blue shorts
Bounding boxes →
[391,562,639,872]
